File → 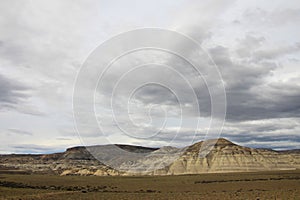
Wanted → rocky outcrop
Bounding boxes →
[0,138,299,176]
[163,138,300,175]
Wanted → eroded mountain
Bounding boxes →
[0,138,299,176]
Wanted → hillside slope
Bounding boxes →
[0,138,299,176]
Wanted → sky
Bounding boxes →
[0,0,300,153]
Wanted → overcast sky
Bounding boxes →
[0,0,300,153]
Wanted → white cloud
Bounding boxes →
[0,0,299,153]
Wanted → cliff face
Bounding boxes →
[163,138,300,175]
[0,138,299,176]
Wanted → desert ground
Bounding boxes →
[0,170,299,200]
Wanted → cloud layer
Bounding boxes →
[0,0,299,153]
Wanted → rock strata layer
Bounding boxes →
[0,138,299,176]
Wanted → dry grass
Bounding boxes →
[0,170,299,199]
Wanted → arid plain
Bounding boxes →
[0,170,299,200]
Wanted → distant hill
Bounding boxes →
[0,138,299,176]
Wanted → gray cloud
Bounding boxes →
[102,35,300,123]
[243,8,300,27]
[253,43,300,61]
[7,128,33,136]
[208,37,300,121]
[0,73,29,109]
[10,144,64,154]
[0,1,300,153]
[123,117,300,150]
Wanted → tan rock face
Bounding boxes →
[0,138,299,176]
[163,139,300,175]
